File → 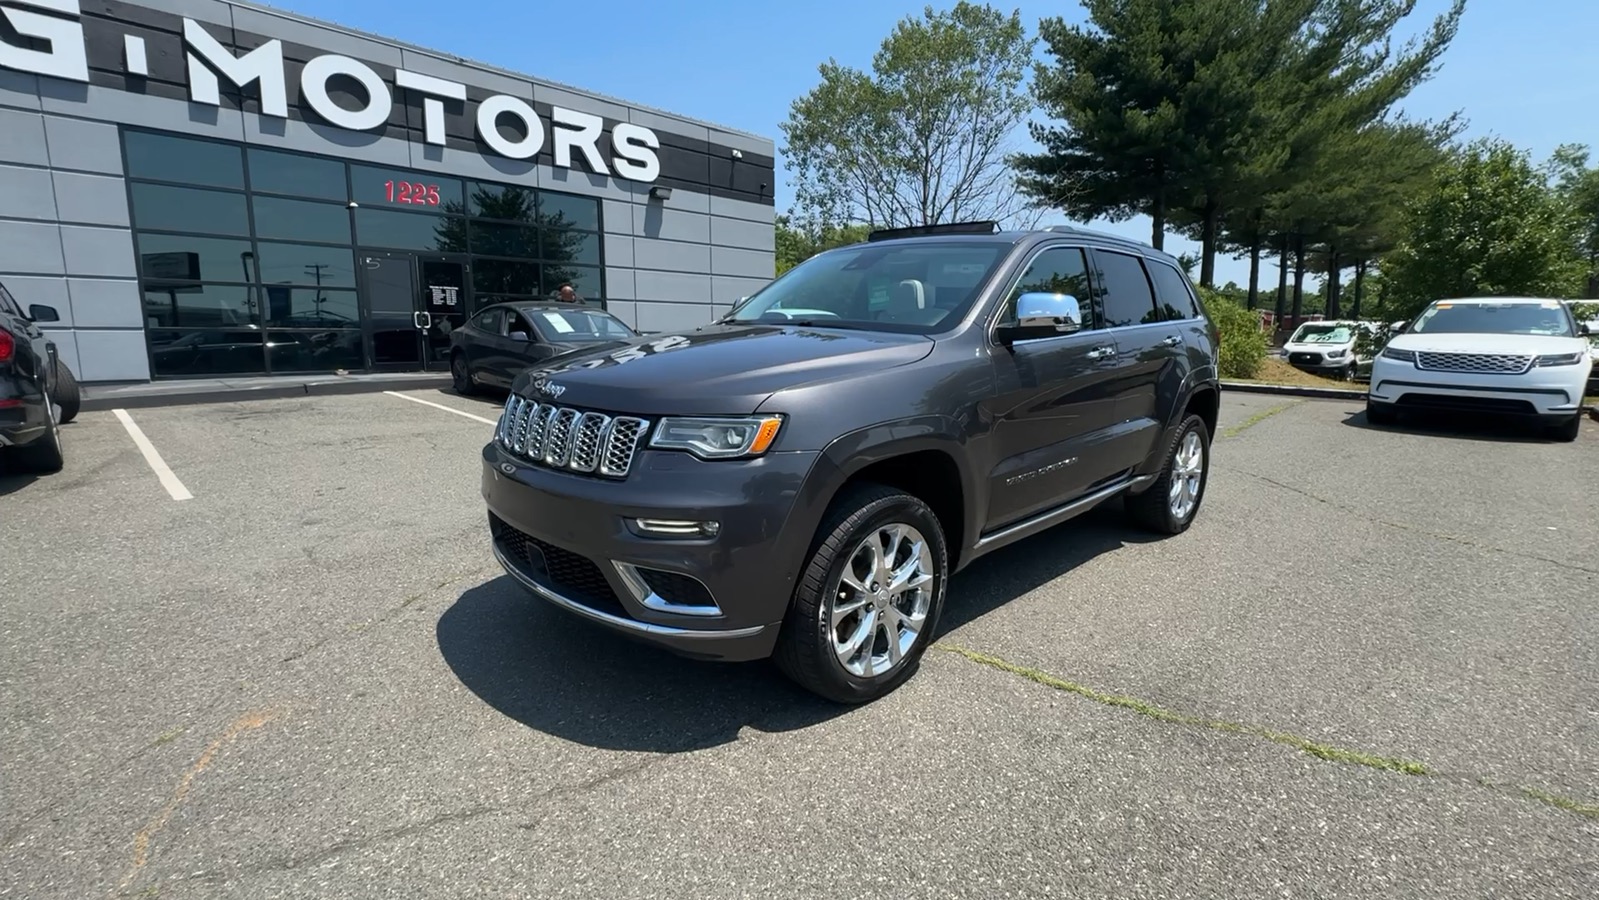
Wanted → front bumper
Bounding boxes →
[1369,358,1590,419]
[481,440,822,662]
[1285,350,1353,373]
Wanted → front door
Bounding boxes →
[360,251,424,370]
[418,257,468,371]
[981,245,1126,531]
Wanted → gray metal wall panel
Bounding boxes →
[633,238,711,274]
[710,215,775,252]
[0,70,41,111]
[634,270,711,304]
[0,164,60,221]
[41,116,124,174]
[711,246,775,280]
[67,278,144,329]
[2,276,72,324]
[635,206,711,244]
[53,171,131,227]
[74,328,150,381]
[0,109,50,166]
[60,226,138,278]
[0,221,66,275]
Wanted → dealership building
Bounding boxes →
[0,0,777,383]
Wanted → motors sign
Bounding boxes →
[0,0,662,182]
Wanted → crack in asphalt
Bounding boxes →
[937,643,1599,823]
[1229,468,1599,576]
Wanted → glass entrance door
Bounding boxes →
[359,251,426,370]
[418,256,469,371]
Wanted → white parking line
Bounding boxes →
[383,391,499,426]
[112,408,193,502]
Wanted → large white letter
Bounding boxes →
[301,54,391,131]
[611,122,660,183]
[183,18,286,117]
[476,94,543,160]
[0,0,88,83]
[395,69,465,146]
[550,107,609,175]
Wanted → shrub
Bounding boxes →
[1197,287,1268,380]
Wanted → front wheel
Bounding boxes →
[1365,400,1398,426]
[450,352,476,396]
[773,483,948,704]
[1125,413,1210,535]
[1549,413,1582,442]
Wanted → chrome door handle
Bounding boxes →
[1160,335,1181,347]
[1086,345,1117,360]
[414,312,432,329]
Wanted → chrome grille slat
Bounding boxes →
[498,395,648,479]
[1415,351,1533,375]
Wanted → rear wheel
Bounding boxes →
[1126,413,1210,535]
[1365,400,1398,426]
[8,411,64,474]
[50,357,80,424]
[450,352,476,396]
[774,483,948,704]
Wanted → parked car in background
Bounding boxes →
[1281,319,1375,380]
[1366,296,1592,441]
[0,281,80,474]
[450,302,638,395]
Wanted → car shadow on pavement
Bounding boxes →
[1341,408,1566,443]
[939,499,1164,633]
[0,470,39,496]
[437,499,1156,753]
[436,578,845,754]
[435,388,506,409]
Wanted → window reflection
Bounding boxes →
[248,148,347,200]
[267,330,364,373]
[473,259,541,296]
[541,229,599,266]
[350,165,463,209]
[470,182,538,219]
[355,209,467,252]
[136,233,255,285]
[469,221,539,257]
[130,183,249,235]
[125,132,243,188]
[260,286,358,327]
[148,328,265,377]
[142,283,255,328]
[540,191,601,231]
[542,264,601,300]
[254,242,355,288]
[253,196,352,245]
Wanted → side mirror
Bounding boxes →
[996,292,1083,344]
[1393,321,1409,334]
[1580,322,1592,337]
[28,304,60,323]
[508,330,530,342]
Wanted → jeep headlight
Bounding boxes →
[650,415,784,459]
[1533,352,1586,366]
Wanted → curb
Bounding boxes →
[79,375,454,412]
[1221,380,1368,401]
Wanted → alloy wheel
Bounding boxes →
[829,523,934,678]
[1167,429,1205,521]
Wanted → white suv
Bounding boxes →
[1366,296,1593,441]
[1282,319,1374,380]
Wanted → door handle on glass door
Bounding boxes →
[1086,345,1117,360]
[414,312,432,329]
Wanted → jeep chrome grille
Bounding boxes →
[1415,352,1533,375]
[497,395,649,478]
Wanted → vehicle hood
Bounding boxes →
[1387,332,1590,356]
[1284,338,1355,352]
[509,324,936,415]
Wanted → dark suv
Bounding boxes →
[1,281,79,475]
[480,222,1221,702]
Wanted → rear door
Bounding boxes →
[982,244,1126,530]
[465,307,506,385]
[1090,249,1186,462]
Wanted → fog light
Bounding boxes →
[629,518,720,538]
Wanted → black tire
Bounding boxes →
[8,416,64,474]
[1125,413,1210,536]
[1365,400,1398,426]
[1549,413,1582,442]
[51,357,80,425]
[450,352,476,396]
[773,482,949,704]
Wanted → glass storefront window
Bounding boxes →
[355,208,467,253]
[267,330,364,373]
[543,264,602,300]
[129,183,249,236]
[148,328,266,377]
[252,196,352,245]
[248,148,347,200]
[136,233,255,285]
[469,221,539,258]
[473,259,542,296]
[349,165,463,210]
[540,191,601,231]
[125,132,244,189]
[260,286,359,328]
[470,182,538,220]
[541,229,600,266]
[141,283,256,329]
[254,242,356,288]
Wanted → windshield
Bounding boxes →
[1290,324,1353,344]
[527,308,636,343]
[1409,300,1576,337]
[726,240,1013,333]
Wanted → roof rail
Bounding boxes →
[1043,223,1152,252]
[866,220,1000,242]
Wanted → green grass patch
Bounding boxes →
[1221,401,1301,438]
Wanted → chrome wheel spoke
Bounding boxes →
[831,595,869,627]
[1168,430,1205,519]
[830,520,937,678]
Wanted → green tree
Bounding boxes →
[434,186,595,298]
[1383,138,1586,316]
[781,2,1039,229]
[775,215,870,274]
[1544,143,1599,298]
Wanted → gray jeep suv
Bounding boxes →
[479,221,1222,703]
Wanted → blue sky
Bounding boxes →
[279,0,1591,288]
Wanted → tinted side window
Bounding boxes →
[1002,247,1096,329]
[1146,260,1201,320]
[474,309,504,333]
[1096,251,1159,328]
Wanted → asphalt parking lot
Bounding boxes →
[2,388,1595,899]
